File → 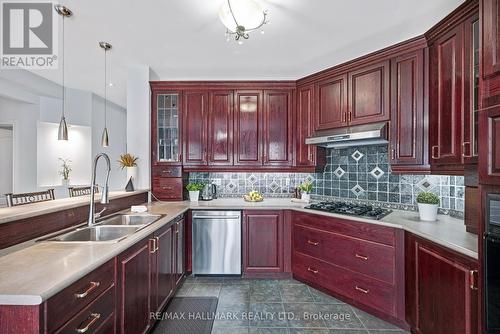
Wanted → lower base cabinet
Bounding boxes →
[405,233,479,334]
[242,210,291,277]
[291,211,407,328]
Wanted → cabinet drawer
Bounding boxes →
[293,251,395,316]
[54,285,115,334]
[46,260,115,333]
[152,178,183,200]
[292,211,395,246]
[152,166,182,178]
[294,224,395,284]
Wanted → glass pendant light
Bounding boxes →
[219,0,268,42]
[54,5,72,140]
[99,41,112,147]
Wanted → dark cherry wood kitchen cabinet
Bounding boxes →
[242,210,291,277]
[263,90,293,166]
[348,60,390,126]
[479,105,500,184]
[427,2,479,174]
[481,0,500,108]
[296,84,326,169]
[405,233,479,334]
[234,90,264,166]
[183,91,209,166]
[314,74,348,130]
[389,49,430,173]
[173,217,185,287]
[151,224,174,314]
[208,90,234,166]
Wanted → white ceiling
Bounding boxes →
[28,0,464,107]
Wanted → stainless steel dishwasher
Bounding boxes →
[192,211,241,275]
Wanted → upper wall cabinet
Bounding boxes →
[428,4,479,174]
[208,91,234,166]
[315,74,348,130]
[348,61,390,126]
[152,92,182,165]
[234,90,264,166]
[183,91,209,166]
[481,0,500,108]
[263,90,293,166]
[389,49,429,173]
[296,84,326,169]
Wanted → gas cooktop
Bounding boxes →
[305,201,392,220]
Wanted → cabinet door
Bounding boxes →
[348,61,390,126]
[429,27,464,165]
[152,92,181,165]
[463,14,480,164]
[263,90,293,166]
[296,85,316,166]
[208,90,233,166]
[155,224,174,312]
[118,238,153,334]
[414,242,477,334]
[479,105,500,184]
[183,91,208,166]
[482,0,500,79]
[234,90,263,166]
[174,218,185,287]
[390,50,427,169]
[243,210,284,274]
[315,74,348,130]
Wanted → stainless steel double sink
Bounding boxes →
[44,214,163,243]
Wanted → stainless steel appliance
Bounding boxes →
[306,201,392,220]
[192,211,241,275]
[484,194,500,333]
[305,122,388,148]
[201,184,217,201]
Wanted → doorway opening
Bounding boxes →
[0,125,13,207]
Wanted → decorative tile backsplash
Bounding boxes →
[189,145,465,214]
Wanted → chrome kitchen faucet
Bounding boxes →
[87,153,111,227]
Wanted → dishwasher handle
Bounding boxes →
[193,215,241,220]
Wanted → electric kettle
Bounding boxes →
[201,184,217,201]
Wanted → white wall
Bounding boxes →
[0,96,39,192]
[0,127,13,207]
[126,65,151,190]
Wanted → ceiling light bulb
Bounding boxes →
[260,30,265,34]
[238,40,244,45]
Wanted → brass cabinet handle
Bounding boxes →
[355,254,369,261]
[391,148,396,160]
[470,270,478,290]
[75,282,100,299]
[355,286,369,294]
[150,238,157,254]
[307,240,319,246]
[348,111,353,123]
[431,145,440,159]
[462,142,472,158]
[155,237,160,252]
[76,313,101,333]
[307,267,318,274]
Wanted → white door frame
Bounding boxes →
[0,122,16,193]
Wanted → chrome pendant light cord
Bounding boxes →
[62,14,65,119]
[104,47,107,129]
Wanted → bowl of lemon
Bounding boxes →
[243,190,264,202]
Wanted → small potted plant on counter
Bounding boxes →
[416,192,440,222]
[58,158,72,186]
[119,153,139,185]
[299,181,313,202]
[186,182,204,202]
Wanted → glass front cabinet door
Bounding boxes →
[155,93,181,164]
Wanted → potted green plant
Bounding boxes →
[119,153,139,184]
[298,181,313,202]
[58,158,72,186]
[416,192,440,221]
[186,182,204,202]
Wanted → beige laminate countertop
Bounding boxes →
[0,197,478,306]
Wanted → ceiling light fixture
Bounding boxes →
[219,0,268,42]
[99,41,112,148]
[55,4,72,141]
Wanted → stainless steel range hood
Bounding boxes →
[305,122,388,148]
